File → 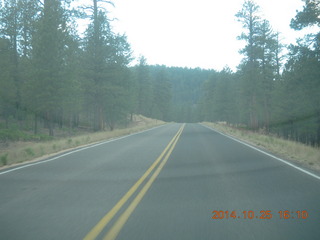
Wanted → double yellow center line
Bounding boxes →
[84,124,185,240]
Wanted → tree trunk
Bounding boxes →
[34,114,38,135]
[49,121,54,136]
[263,96,270,132]
[47,112,54,136]
[317,111,320,147]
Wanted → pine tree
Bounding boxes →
[236,0,262,129]
[152,67,172,121]
[104,34,132,130]
[257,20,279,131]
[135,56,153,117]
[281,0,320,145]
[30,0,68,135]
[0,0,20,123]
[236,1,282,130]
[0,38,16,128]
[82,0,132,130]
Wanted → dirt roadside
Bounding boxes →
[202,122,320,174]
[0,115,165,170]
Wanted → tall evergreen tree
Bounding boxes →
[30,0,68,135]
[82,0,132,130]
[0,37,16,128]
[236,0,262,129]
[0,0,20,121]
[135,56,153,117]
[279,0,320,145]
[257,20,279,130]
[104,34,132,130]
[152,67,172,121]
[236,1,282,130]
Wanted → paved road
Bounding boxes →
[1,123,320,240]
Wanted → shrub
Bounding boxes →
[67,139,72,146]
[24,148,35,157]
[0,129,53,142]
[1,153,8,165]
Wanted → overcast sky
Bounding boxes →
[106,0,312,70]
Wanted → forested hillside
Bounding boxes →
[0,0,319,146]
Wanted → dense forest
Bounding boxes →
[0,0,319,146]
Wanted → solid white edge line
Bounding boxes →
[200,123,320,181]
[0,124,168,176]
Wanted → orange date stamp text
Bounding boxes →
[211,210,309,220]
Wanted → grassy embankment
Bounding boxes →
[203,122,320,173]
[0,115,165,168]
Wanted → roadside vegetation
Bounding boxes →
[0,115,164,168]
[203,122,320,173]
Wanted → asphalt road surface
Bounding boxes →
[1,123,320,240]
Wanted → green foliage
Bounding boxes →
[151,67,172,121]
[290,0,320,30]
[67,139,72,145]
[201,68,239,124]
[0,128,52,142]
[24,148,35,157]
[0,0,319,148]
[0,38,16,123]
[82,8,132,131]
[1,153,8,165]
[200,0,320,146]
[30,0,67,136]
[52,144,58,151]
[148,65,212,122]
[0,0,135,136]
[133,56,153,117]
[235,1,279,129]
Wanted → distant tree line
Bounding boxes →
[135,64,212,123]
[128,60,212,123]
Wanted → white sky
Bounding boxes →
[107,0,313,70]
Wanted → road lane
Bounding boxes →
[114,123,320,240]
[0,123,182,240]
[1,123,320,240]
[85,124,185,240]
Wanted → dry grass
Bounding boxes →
[0,115,165,169]
[203,122,320,172]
